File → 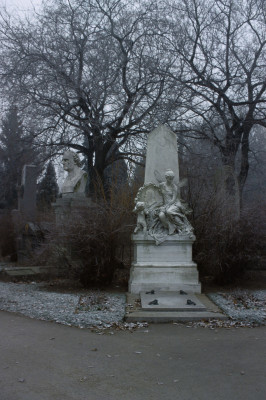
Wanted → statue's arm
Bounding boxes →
[170,184,178,204]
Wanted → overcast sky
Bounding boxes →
[0,0,42,12]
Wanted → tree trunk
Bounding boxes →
[219,149,241,220]
[238,129,250,210]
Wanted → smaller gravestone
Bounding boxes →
[12,165,39,262]
[12,164,37,225]
[18,165,37,221]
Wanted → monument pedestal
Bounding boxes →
[52,194,94,225]
[129,233,201,294]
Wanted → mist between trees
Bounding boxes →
[0,0,265,285]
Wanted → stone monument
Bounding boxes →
[52,150,92,224]
[129,125,201,293]
[144,124,180,186]
[14,165,37,221]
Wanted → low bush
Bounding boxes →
[37,182,136,287]
[0,212,17,261]
[192,205,266,284]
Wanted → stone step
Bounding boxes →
[0,265,63,278]
[125,310,226,323]
[140,291,206,311]
[126,293,226,323]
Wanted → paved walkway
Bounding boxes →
[0,310,265,400]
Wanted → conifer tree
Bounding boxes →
[0,107,36,209]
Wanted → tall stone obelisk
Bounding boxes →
[144,124,180,185]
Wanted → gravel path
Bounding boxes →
[0,282,265,330]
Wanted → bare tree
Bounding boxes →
[159,0,266,211]
[0,0,169,190]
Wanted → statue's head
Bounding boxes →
[62,150,81,172]
[136,201,145,211]
[165,169,175,182]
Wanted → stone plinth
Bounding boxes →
[140,292,206,311]
[129,233,201,294]
[52,194,94,225]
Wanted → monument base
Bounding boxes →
[128,233,201,294]
[52,194,94,225]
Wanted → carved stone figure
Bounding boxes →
[61,151,87,196]
[157,169,193,236]
[134,169,193,244]
[133,202,147,234]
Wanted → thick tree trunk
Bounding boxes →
[87,143,109,195]
[238,129,250,210]
[219,148,241,220]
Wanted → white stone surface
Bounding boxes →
[133,233,195,264]
[61,150,87,196]
[129,234,201,294]
[144,124,179,185]
[129,267,201,293]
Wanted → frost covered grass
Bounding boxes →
[0,282,126,329]
[0,282,265,331]
[208,289,266,326]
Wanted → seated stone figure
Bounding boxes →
[61,150,87,196]
[158,169,192,236]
